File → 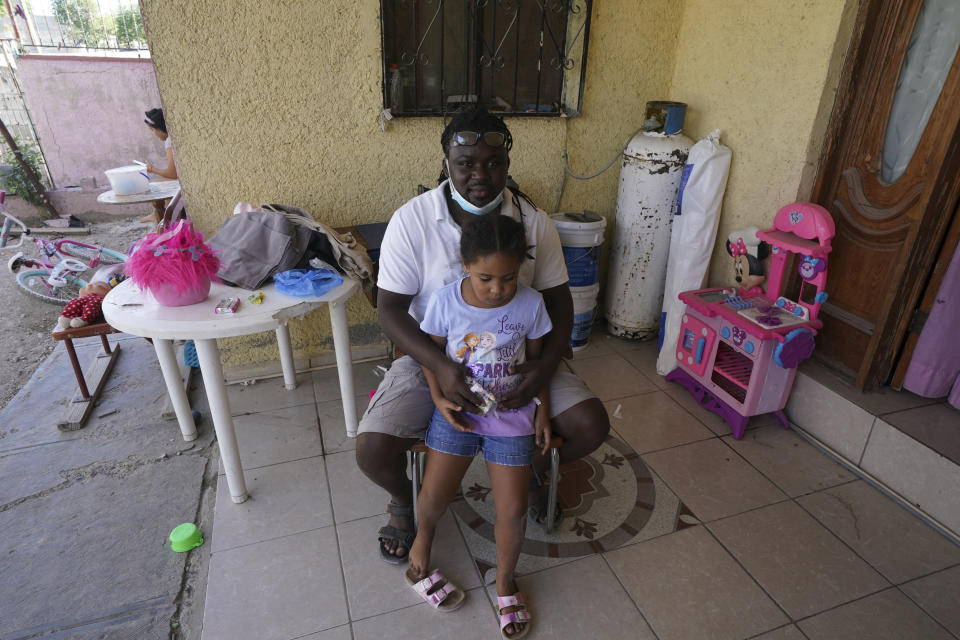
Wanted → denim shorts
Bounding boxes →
[425,409,534,467]
[358,356,595,439]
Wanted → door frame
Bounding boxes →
[810,0,960,389]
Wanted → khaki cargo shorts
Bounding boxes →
[357,356,596,439]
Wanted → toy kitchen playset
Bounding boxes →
[665,202,835,439]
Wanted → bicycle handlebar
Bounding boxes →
[0,204,28,250]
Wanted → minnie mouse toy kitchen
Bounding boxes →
[664,202,835,439]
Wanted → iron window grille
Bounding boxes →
[381,0,591,117]
[8,0,149,55]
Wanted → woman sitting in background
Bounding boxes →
[140,107,178,224]
[143,108,177,180]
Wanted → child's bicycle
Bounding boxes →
[1,191,128,304]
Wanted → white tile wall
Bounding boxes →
[861,418,960,535]
[787,372,960,539]
[785,372,876,463]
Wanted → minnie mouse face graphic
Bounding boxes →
[726,235,770,290]
[798,256,827,281]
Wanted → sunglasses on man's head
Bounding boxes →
[450,131,511,150]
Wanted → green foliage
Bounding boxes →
[52,0,147,49]
[112,6,145,47]
[1,140,49,206]
[53,0,106,48]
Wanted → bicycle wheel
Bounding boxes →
[58,241,127,264]
[15,270,86,304]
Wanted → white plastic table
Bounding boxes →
[102,277,360,503]
[97,180,182,219]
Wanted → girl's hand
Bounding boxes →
[534,404,551,455]
[435,358,483,414]
[436,396,474,432]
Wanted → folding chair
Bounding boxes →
[409,435,564,532]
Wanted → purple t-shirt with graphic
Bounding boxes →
[420,278,552,436]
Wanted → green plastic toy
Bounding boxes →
[169,523,204,552]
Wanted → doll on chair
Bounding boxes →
[58,282,111,329]
[57,266,126,329]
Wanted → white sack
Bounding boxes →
[656,129,731,375]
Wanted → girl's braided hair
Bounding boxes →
[460,213,531,266]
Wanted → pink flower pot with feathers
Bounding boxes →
[151,278,212,307]
[126,219,220,307]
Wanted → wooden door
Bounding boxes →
[811,0,960,390]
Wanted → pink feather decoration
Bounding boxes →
[126,219,220,296]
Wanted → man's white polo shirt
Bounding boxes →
[378,180,569,323]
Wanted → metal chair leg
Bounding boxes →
[546,445,560,532]
[411,449,422,530]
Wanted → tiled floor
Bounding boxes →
[200,336,960,640]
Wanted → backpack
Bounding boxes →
[207,204,373,291]
[207,208,312,289]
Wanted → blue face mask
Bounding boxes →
[445,162,504,215]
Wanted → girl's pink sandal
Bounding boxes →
[497,592,531,639]
[405,568,466,612]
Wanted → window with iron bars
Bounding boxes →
[381,0,591,117]
[5,0,149,55]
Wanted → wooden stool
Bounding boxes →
[51,321,121,430]
[409,435,564,532]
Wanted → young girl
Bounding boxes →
[406,213,552,639]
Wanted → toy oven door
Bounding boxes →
[676,312,717,378]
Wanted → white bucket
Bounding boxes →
[105,165,150,196]
[551,212,606,288]
[570,283,600,351]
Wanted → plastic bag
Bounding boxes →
[466,376,498,417]
[657,129,731,375]
[273,268,343,297]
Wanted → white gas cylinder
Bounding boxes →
[604,130,692,339]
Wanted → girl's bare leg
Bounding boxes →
[407,450,474,581]
[487,461,531,637]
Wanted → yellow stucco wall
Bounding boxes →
[140,0,857,368]
[140,0,684,369]
[668,0,858,287]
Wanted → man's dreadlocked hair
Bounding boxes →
[438,106,539,236]
[440,107,513,155]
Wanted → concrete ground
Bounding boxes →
[0,333,217,640]
[5,331,960,639]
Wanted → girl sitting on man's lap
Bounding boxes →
[406,212,551,639]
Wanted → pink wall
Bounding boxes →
[3,188,153,221]
[17,56,165,189]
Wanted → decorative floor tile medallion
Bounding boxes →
[449,435,698,582]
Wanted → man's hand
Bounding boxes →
[498,359,555,409]
[434,358,484,415]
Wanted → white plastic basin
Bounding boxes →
[105,165,150,195]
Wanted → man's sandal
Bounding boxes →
[378,501,415,565]
[498,592,532,639]
[405,568,466,612]
[528,469,563,531]
[528,498,563,530]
